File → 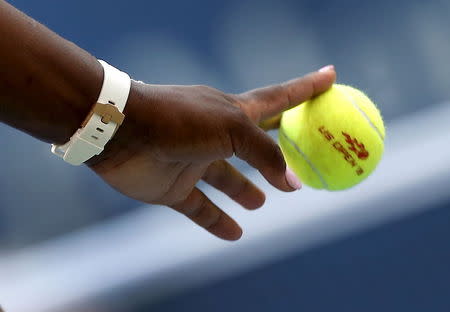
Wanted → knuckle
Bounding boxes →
[167,187,195,208]
[303,74,317,93]
[229,108,250,128]
[227,102,244,117]
[230,180,249,199]
[265,84,286,103]
[182,195,221,230]
[225,108,249,139]
[195,84,219,94]
[194,84,209,90]
[186,194,207,218]
[231,131,250,158]
[204,211,222,230]
[297,75,316,98]
[223,92,239,104]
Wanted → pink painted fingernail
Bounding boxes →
[285,167,302,190]
[319,65,334,72]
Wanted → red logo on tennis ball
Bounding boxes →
[318,126,365,176]
[342,132,369,160]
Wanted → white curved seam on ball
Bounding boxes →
[280,129,329,190]
[337,86,384,142]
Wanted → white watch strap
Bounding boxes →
[51,60,131,165]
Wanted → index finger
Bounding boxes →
[239,65,336,123]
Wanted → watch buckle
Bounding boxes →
[82,102,125,128]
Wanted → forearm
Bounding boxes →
[0,0,103,144]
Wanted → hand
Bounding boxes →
[87,66,336,240]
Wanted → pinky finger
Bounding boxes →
[171,188,243,241]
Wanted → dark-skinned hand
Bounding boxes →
[87,66,336,241]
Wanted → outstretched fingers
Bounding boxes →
[225,67,335,192]
[171,187,243,241]
[230,116,302,192]
[203,160,266,210]
[240,66,336,123]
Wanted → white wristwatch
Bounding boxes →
[51,60,131,165]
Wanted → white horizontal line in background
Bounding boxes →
[1,102,450,312]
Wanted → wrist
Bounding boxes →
[85,80,146,168]
[53,60,133,166]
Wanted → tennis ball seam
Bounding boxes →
[280,128,329,189]
[336,85,384,142]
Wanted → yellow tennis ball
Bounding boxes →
[279,84,385,191]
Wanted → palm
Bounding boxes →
[94,145,210,206]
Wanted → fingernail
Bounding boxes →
[319,65,334,73]
[285,167,302,190]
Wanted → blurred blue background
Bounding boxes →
[1,0,450,311]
